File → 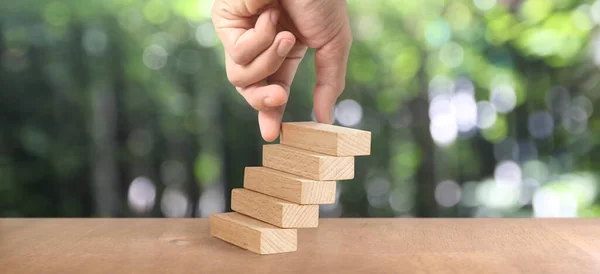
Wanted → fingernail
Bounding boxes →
[277,39,294,57]
[270,10,280,24]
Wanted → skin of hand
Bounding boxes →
[211,0,352,142]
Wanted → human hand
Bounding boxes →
[211,0,352,142]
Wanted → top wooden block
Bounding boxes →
[280,122,371,156]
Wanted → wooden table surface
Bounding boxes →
[1,218,599,273]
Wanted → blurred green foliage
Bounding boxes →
[0,0,599,218]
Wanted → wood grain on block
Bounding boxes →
[231,188,319,228]
[281,122,371,156]
[209,212,297,255]
[244,167,336,204]
[262,144,354,180]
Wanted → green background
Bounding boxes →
[1,0,599,218]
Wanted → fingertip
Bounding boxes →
[313,84,339,125]
[261,129,279,143]
[277,39,295,57]
[313,107,335,125]
[258,108,284,142]
[275,31,296,44]
[274,31,296,57]
[259,121,279,143]
[254,8,278,35]
[312,35,349,125]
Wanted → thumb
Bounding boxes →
[313,29,352,124]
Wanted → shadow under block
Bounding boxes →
[231,188,319,228]
[262,144,354,181]
[281,122,371,156]
[209,212,297,255]
[244,167,336,205]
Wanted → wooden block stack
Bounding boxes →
[210,122,371,254]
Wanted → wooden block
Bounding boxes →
[231,188,319,228]
[262,144,354,180]
[210,212,297,255]
[244,167,336,204]
[281,122,371,156]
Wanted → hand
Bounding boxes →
[211,0,352,142]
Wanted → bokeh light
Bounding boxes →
[446,3,473,31]
[572,95,594,118]
[389,187,414,213]
[356,15,383,41]
[454,77,475,94]
[335,99,363,127]
[429,94,453,120]
[127,177,156,214]
[434,180,461,208]
[143,44,168,70]
[428,75,454,100]
[494,160,522,187]
[528,111,554,139]
[430,112,458,147]
[481,115,508,143]
[562,107,588,134]
[197,187,226,217]
[118,8,144,32]
[546,87,570,115]
[160,187,190,218]
[591,0,600,24]
[476,179,520,210]
[522,160,550,182]
[428,86,478,146]
[473,0,497,11]
[519,178,540,205]
[476,101,498,129]
[196,22,218,48]
[82,28,108,56]
[439,42,464,68]
[490,84,517,113]
[515,140,538,162]
[533,188,578,217]
[451,92,477,132]
[151,32,176,53]
[425,19,451,48]
[365,177,391,207]
[574,5,593,31]
[460,181,479,207]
